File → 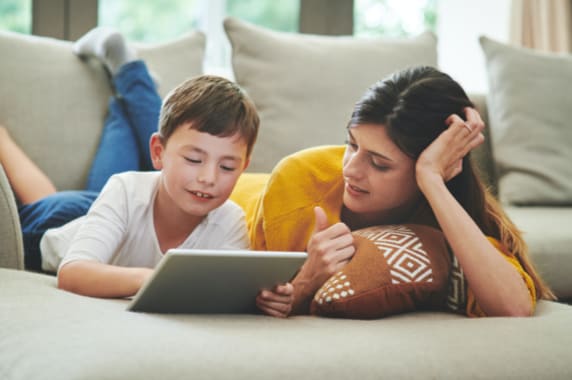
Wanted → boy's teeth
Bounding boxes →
[194,191,211,198]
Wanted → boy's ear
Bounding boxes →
[242,157,251,171]
[149,133,165,170]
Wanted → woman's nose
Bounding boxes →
[343,151,364,180]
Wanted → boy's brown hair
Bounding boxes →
[158,75,259,157]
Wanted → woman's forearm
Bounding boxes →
[418,174,533,317]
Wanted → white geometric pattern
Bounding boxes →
[314,272,355,305]
[354,225,433,284]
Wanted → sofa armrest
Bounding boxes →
[0,163,24,269]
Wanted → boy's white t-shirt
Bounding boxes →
[40,171,249,273]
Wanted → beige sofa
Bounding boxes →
[1,18,572,380]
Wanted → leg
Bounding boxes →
[0,126,56,205]
[113,60,161,171]
[19,190,98,272]
[74,28,160,175]
[73,27,136,75]
[85,98,140,192]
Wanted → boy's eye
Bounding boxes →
[184,157,201,164]
[220,165,236,172]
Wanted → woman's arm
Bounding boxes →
[416,109,533,317]
[58,261,153,298]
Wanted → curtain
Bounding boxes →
[510,0,572,53]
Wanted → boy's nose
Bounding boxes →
[197,165,216,185]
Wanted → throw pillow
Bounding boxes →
[310,224,451,319]
[0,30,204,191]
[224,17,438,172]
[479,36,572,205]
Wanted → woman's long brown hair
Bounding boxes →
[349,66,555,300]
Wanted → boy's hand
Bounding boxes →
[256,283,294,318]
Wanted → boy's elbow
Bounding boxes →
[57,263,77,292]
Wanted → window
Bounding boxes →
[98,0,200,42]
[0,0,31,34]
[354,0,437,37]
[226,0,299,33]
[98,0,299,77]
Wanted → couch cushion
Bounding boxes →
[480,36,572,205]
[0,31,204,191]
[2,268,572,380]
[224,17,438,172]
[505,206,572,300]
[310,224,451,319]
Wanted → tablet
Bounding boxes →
[127,249,307,314]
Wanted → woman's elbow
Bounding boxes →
[497,298,534,317]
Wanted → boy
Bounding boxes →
[49,74,260,298]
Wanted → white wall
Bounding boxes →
[437,0,511,93]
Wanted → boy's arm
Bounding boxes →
[58,260,153,298]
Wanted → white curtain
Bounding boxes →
[511,0,572,53]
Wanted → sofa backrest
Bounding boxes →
[0,30,205,191]
[0,27,497,194]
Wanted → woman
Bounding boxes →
[247,66,555,318]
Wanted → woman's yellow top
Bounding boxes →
[231,145,536,317]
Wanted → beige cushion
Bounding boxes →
[224,17,438,172]
[505,206,572,299]
[2,268,572,380]
[480,36,572,205]
[0,30,204,191]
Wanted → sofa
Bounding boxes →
[1,17,572,380]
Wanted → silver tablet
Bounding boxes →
[127,249,307,314]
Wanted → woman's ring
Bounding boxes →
[464,123,473,133]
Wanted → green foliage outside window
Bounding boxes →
[98,0,200,42]
[98,0,299,43]
[354,0,437,37]
[226,0,299,32]
[0,0,31,34]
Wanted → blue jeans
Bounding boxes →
[19,60,161,271]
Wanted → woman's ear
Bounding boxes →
[149,133,164,170]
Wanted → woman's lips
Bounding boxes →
[345,182,368,196]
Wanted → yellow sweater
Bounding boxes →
[231,145,536,317]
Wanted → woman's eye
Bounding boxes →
[345,140,358,151]
[371,160,389,171]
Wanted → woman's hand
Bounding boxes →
[290,206,355,313]
[302,207,354,289]
[256,283,294,318]
[416,107,485,187]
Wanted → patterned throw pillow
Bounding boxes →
[310,224,452,319]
